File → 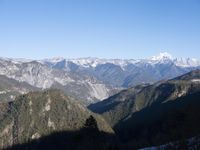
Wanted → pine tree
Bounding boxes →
[84,115,98,130]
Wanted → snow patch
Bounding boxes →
[10,95,15,100]
[0,91,7,94]
[177,90,187,97]
[175,58,200,67]
[48,118,55,129]
[31,133,40,140]
[29,100,33,114]
[191,79,200,83]
[45,98,51,111]
[0,90,12,94]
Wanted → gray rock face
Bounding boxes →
[0,58,117,104]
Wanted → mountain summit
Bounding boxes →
[151,52,173,61]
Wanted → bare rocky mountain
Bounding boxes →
[0,58,117,104]
[0,52,200,104]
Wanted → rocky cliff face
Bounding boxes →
[0,58,117,104]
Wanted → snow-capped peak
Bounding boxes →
[69,58,131,68]
[151,52,173,61]
[41,57,65,64]
[175,58,200,67]
[38,52,200,69]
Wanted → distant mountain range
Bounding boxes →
[0,52,200,104]
[41,52,200,88]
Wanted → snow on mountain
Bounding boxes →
[67,57,132,69]
[0,59,72,88]
[41,57,65,64]
[174,58,200,67]
[39,52,200,88]
[150,52,173,61]
[41,52,200,69]
[0,57,33,64]
[70,57,100,68]
[0,58,117,103]
[0,52,199,103]
[149,52,200,67]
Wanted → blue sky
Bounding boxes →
[0,0,200,59]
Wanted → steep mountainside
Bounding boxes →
[88,84,149,126]
[89,70,200,127]
[89,70,200,149]
[0,58,117,104]
[0,75,39,102]
[115,89,200,149]
[50,78,119,105]
[0,90,113,149]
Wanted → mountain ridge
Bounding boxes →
[0,53,200,104]
[2,52,200,68]
[41,52,200,68]
[88,70,200,149]
[89,70,200,126]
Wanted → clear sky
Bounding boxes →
[0,0,200,59]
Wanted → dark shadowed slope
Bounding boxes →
[89,70,200,127]
[4,116,119,150]
[0,90,113,149]
[116,91,200,149]
[89,70,200,149]
[88,84,149,126]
